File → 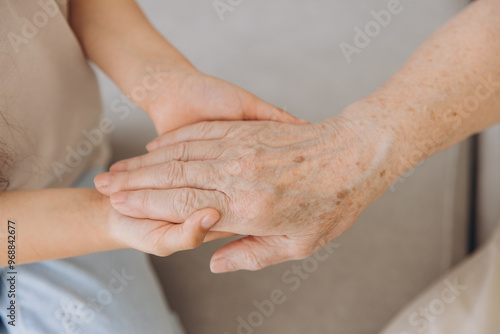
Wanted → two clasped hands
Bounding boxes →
[93,66,400,274]
[83,0,500,275]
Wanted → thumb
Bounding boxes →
[250,99,309,124]
[210,235,302,273]
[154,208,221,255]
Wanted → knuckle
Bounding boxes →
[171,142,188,160]
[116,172,129,190]
[196,192,212,209]
[140,190,153,211]
[244,252,267,270]
[224,159,243,176]
[227,145,266,176]
[197,121,209,132]
[237,238,269,270]
[159,161,184,184]
[173,189,197,216]
[119,159,132,170]
[196,121,212,136]
[135,156,146,169]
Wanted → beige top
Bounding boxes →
[0,0,110,190]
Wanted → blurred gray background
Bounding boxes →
[93,1,500,333]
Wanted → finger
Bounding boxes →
[110,188,226,223]
[249,98,309,125]
[96,161,221,197]
[210,235,310,273]
[204,231,238,243]
[152,208,220,256]
[110,141,224,172]
[147,121,234,151]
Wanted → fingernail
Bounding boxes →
[94,173,112,188]
[201,214,219,229]
[210,257,236,273]
[111,192,128,205]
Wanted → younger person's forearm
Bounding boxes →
[0,189,118,266]
[70,0,195,110]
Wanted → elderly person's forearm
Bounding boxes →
[95,0,500,272]
[342,0,500,178]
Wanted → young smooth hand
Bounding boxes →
[137,66,307,135]
[103,198,229,257]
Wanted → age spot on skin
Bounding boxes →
[254,146,265,156]
[380,170,386,177]
[336,189,349,199]
[293,156,305,163]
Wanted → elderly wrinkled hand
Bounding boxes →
[95,111,399,272]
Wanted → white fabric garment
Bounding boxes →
[380,222,500,334]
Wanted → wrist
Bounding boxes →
[123,52,199,112]
[88,189,126,251]
[337,98,419,184]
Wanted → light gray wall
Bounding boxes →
[96,0,469,162]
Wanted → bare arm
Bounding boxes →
[97,0,500,272]
[0,189,115,265]
[69,0,304,134]
[343,0,500,178]
[0,188,221,266]
[69,0,193,109]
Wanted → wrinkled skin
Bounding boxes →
[104,68,307,256]
[96,110,398,272]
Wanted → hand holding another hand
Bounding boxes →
[96,106,400,273]
[139,67,307,135]
[102,197,233,257]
